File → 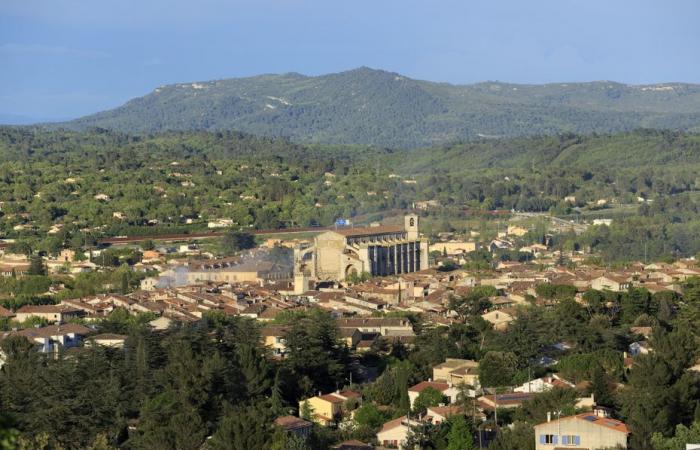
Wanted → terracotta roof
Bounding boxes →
[16,304,82,314]
[0,305,14,317]
[379,415,408,433]
[536,413,629,434]
[260,325,290,336]
[338,390,362,399]
[408,381,449,393]
[427,405,463,418]
[90,333,128,340]
[3,323,94,340]
[318,393,345,403]
[331,440,373,450]
[274,415,312,431]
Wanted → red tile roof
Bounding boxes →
[536,413,629,434]
[318,394,345,403]
[274,415,312,431]
[408,381,450,393]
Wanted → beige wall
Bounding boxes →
[377,425,410,450]
[430,241,479,256]
[187,270,259,284]
[535,418,627,450]
[298,397,341,425]
[314,232,347,280]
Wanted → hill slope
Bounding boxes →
[61,67,700,148]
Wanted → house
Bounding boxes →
[478,392,535,410]
[298,390,361,426]
[432,358,480,387]
[591,274,631,292]
[331,440,373,450]
[336,318,414,337]
[426,405,465,424]
[628,340,651,357]
[261,325,290,358]
[14,305,85,324]
[534,410,629,450]
[339,328,363,348]
[481,308,516,331]
[274,416,313,439]
[1,323,94,355]
[429,241,479,256]
[489,238,514,252]
[86,333,127,348]
[376,416,420,450]
[0,305,15,319]
[407,381,458,408]
[514,375,574,393]
[507,225,529,237]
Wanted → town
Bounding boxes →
[1,211,699,449]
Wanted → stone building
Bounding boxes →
[293,215,429,293]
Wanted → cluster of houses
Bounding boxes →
[283,356,632,450]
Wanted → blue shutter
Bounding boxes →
[562,436,569,445]
[552,436,558,445]
[574,436,581,445]
[539,435,546,444]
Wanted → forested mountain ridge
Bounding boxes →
[57,67,700,148]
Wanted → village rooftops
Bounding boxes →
[1,323,94,340]
[16,304,83,314]
[336,317,412,328]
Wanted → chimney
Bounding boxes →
[547,412,551,423]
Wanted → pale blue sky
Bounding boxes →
[1,0,699,120]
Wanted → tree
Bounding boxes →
[27,256,46,276]
[220,231,255,255]
[487,421,535,450]
[479,351,518,388]
[208,404,272,450]
[446,414,475,450]
[353,403,387,429]
[283,309,350,396]
[412,387,446,414]
[300,401,314,421]
[651,421,700,450]
[591,366,615,408]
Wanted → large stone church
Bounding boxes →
[293,215,429,293]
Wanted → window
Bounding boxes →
[562,435,581,446]
[539,434,558,445]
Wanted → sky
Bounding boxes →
[1,0,699,120]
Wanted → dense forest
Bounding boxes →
[2,127,700,262]
[57,68,700,148]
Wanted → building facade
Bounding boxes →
[534,411,628,450]
[294,215,429,292]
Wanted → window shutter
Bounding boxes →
[552,436,558,445]
[539,435,546,444]
[574,436,581,445]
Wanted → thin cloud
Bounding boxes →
[0,43,110,59]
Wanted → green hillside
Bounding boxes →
[397,130,700,175]
[59,68,700,148]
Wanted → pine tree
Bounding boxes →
[269,370,287,416]
[446,414,475,450]
[27,255,46,276]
